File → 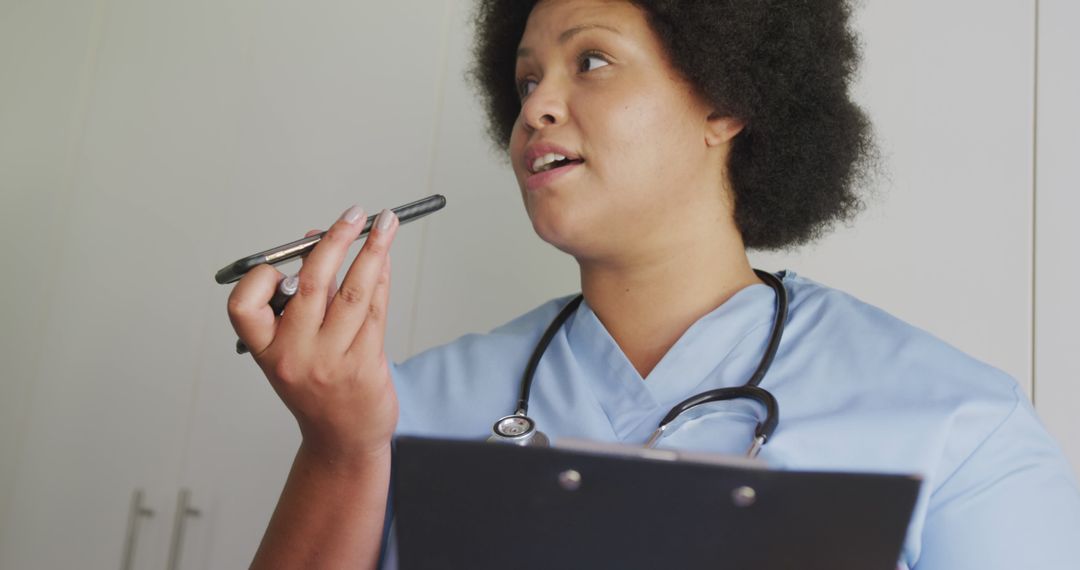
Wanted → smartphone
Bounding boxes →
[214,194,445,284]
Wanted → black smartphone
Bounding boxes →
[214,194,446,284]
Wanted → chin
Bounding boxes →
[523,201,582,255]
[523,185,628,261]
[529,211,574,253]
[528,210,616,263]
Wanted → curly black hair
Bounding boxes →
[469,0,877,250]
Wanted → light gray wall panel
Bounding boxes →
[753,1,1036,393]
[1034,0,1080,475]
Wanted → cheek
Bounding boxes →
[597,97,695,186]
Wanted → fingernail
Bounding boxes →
[341,205,364,224]
[281,273,300,295]
[376,208,395,231]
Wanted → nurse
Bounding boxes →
[227,0,1080,568]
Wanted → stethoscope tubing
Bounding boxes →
[515,295,585,416]
[494,269,787,456]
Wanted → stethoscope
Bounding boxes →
[488,269,788,458]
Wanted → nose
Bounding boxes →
[519,78,568,132]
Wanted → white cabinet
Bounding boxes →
[0,1,447,568]
[0,2,198,566]
[0,171,197,567]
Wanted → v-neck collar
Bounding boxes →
[561,278,780,440]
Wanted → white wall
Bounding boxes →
[0,0,1075,566]
[753,0,1036,396]
[1035,0,1080,476]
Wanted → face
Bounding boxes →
[509,0,739,263]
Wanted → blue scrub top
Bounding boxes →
[382,271,1080,569]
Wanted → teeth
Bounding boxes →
[532,152,568,173]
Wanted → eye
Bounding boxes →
[517,78,538,99]
[578,52,610,73]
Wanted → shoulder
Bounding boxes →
[389,294,579,436]
[394,294,576,377]
[772,274,1080,566]
[773,271,1028,482]
[779,271,1019,403]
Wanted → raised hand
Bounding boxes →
[228,205,401,462]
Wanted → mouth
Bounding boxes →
[524,157,584,192]
[529,153,585,175]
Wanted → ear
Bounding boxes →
[705,112,745,147]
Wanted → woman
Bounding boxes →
[227,0,1080,568]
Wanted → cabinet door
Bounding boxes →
[0,135,194,568]
[170,1,448,567]
[1,0,247,567]
[0,0,107,561]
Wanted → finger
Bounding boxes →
[300,228,321,261]
[299,229,337,307]
[349,253,391,359]
[278,205,370,337]
[326,280,339,308]
[227,263,285,356]
[320,208,398,350]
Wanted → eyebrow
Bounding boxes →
[516,24,622,58]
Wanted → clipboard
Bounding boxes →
[391,436,921,570]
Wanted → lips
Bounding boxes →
[524,143,582,172]
[524,159,582,192]
[522,142,585,191]
[531,154,584,174]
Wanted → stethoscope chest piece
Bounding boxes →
[488,413,550,447]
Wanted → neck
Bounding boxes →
[577,229,760,380]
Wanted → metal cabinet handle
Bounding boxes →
[165,488,201,570]
[120,489,155,570]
